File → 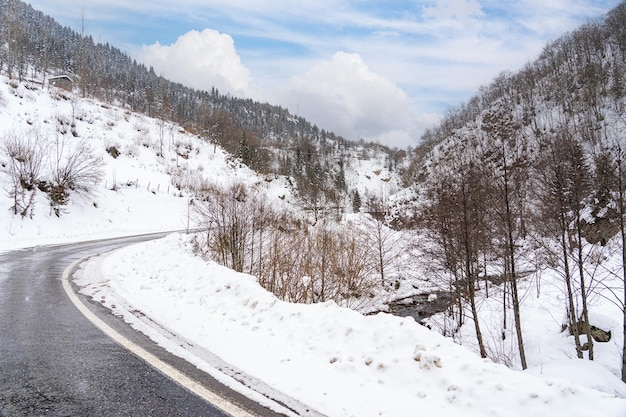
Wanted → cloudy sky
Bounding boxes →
[26,0,621,148]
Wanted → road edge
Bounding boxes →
[61,256,258,417]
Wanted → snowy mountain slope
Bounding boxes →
[0,75,300,250]
[381,2,626,400]
[0,0,412,225]
[0,72,402,251]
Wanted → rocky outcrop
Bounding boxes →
[571,320,612,343]
[581,208,620,246]
[590,325,612,343]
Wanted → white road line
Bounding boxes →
[62,258,258,417]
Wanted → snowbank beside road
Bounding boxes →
[74,233,626,417]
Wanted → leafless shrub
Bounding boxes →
[281,223,376,304]
[193,182,259,272]
[134,129,151,149]
[48,137,104,216]
[55,113,71,135]
[0,129,45,218]
[174,140,194,162]
[193,182,379,305]
[51,89,71,101]
[169,166,212,192]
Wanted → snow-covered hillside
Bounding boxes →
[0,75,403,249]
[0,76,295,250]
[1,74,626,416]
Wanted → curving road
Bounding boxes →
[0,234,284,417]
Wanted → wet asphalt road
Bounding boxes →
[0,234,280,417]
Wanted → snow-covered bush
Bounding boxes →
[47,138,104,216]
[192,181,379,305]
[0,129,44,218]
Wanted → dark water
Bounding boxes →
[387,291,454,323]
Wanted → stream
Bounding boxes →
[386,290,454,324]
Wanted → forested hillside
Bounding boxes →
[404,2,626,380]
[0,0,408,216]
[0,0,318,141]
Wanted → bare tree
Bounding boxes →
[193,182,276,274]
[614,139,626,381]
[194,183,251,272]
[423,178,465,334]
[481,103,529,369]
[364,216,405,287]
[423,152,490,358]
[535,127,593,359]
[595,106,626,380]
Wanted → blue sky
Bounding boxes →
[26,0,622,148]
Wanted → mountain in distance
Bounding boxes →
[0,0,411,218]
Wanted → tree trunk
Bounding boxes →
[456,270,464,330]
[468,263,487,358]
[561,226,583,358]
[483,253,489,298]
[618,163,626,382]
[502,256,508,339]
[462,183,487,358]
[508,250,527,368]
[576,213,593,360]
[503,156,527,369]
[377,221,385,286]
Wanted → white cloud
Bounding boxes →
[423,0,485,26]
[138,29,251,96]
[282,52,410,145]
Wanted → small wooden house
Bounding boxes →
[48,75,74,92]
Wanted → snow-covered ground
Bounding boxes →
[0,76,291,250]
[72,234,626,417]
[2,76,626,416]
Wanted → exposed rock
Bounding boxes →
[590,325,612,343]
[571,320,612,343]
[581,208,620,246]
[106,146,120,159]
